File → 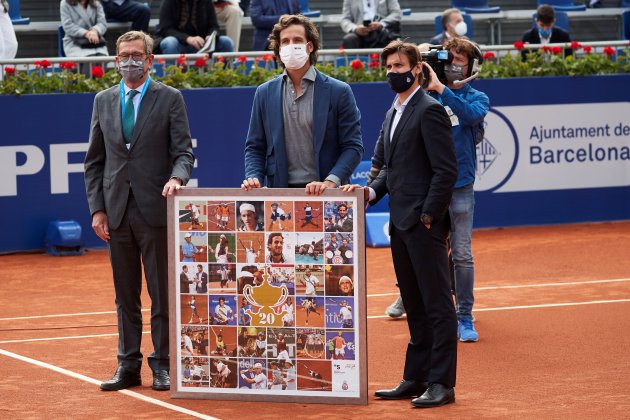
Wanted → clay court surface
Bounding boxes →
[1,221,629,419]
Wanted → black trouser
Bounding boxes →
[390,220,457,387]
[108,193,169,372]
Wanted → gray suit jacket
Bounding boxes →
[84,79,195,229]
[59,0,109,57]
[340,0,402,34]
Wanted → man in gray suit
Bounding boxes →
[84,31,194,391]
[340,0,402,49]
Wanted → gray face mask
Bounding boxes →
[117,57,146,84]
[444,63,466,84]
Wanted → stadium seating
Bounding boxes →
[537,0,586,12]
[8,0,30,24]
[434,13,474,39]
[532,10,570,32]
[451,0,501,14]
[299,0,321,18]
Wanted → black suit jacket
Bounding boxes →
[370,89,457,231]
[521,26,572,59]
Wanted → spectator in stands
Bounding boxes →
[100,0,151,33]
[157,0,234,54]
[249,0,300,51]
[430,8,467,45]
[213,0,243,51]
[240,0,250,15]
[0,0,18,60]
[521,4,572,60]
[60,0,109,57]
[242,14,363,193]
[340,0,402,49]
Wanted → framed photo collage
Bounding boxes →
[168,189,367,404]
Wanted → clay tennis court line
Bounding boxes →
[366,298,630,319]
[366,277,630,297]
[0,308,151,322]
[3,298,630,344]
[0,348,221,420]
[2,277,629,323]
[0,330,151,345]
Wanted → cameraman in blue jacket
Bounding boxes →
[384,38,489,343]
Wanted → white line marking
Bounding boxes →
[0,308,150,322]
[0,348,221,420]
[6,299,630,341]
[366,298,630,318]
[2,278,629,322]
[0,330,150,345]
[366,277,630,297]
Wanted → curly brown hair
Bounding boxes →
[444,37,479,66]
[268,14,320,67]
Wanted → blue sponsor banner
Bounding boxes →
[1,75,629,252]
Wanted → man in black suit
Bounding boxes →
[85,31,195,391]
[521,3,572,60]
[344,40,458,408]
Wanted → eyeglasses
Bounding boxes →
[118,53,146,61]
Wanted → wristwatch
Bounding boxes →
[420,214,433,225]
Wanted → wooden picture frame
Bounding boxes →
[168,188,367,405]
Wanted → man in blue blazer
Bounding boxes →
[242,14,364,195]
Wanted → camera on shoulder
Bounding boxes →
[420,45,453,88]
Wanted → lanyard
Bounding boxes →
[119,77,151,123]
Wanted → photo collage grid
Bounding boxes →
[176,197,360,394]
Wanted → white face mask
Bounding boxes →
[452,21,468,36]
[279,43,310,70]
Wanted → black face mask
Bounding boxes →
[386,70,416,93]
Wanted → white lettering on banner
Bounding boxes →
[475,103,630,193]
[0,146,45,197]
[0,140,199,197]
[50,143,89,194]
[351,171,370,181]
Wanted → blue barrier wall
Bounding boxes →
[1,75,629,252]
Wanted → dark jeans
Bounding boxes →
[102,0,151,32]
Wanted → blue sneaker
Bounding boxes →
[458,318,478,342]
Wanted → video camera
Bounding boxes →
[420,45,453,88]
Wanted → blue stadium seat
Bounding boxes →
[58,26,66,57]
[537,0,586,12]
[402,8,412,16]
[7,0,30,24]
[532,11,570,33]
[623,10,630,40]
[45,220,85,256]
[452,0,500,14]
[621,0,630,7]
[299,0,321,18]
[434,13,474,39]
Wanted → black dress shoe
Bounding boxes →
[374,379,428,400]
[100,366,141,391]
[411,383,455,408]
[152,369,170,391]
